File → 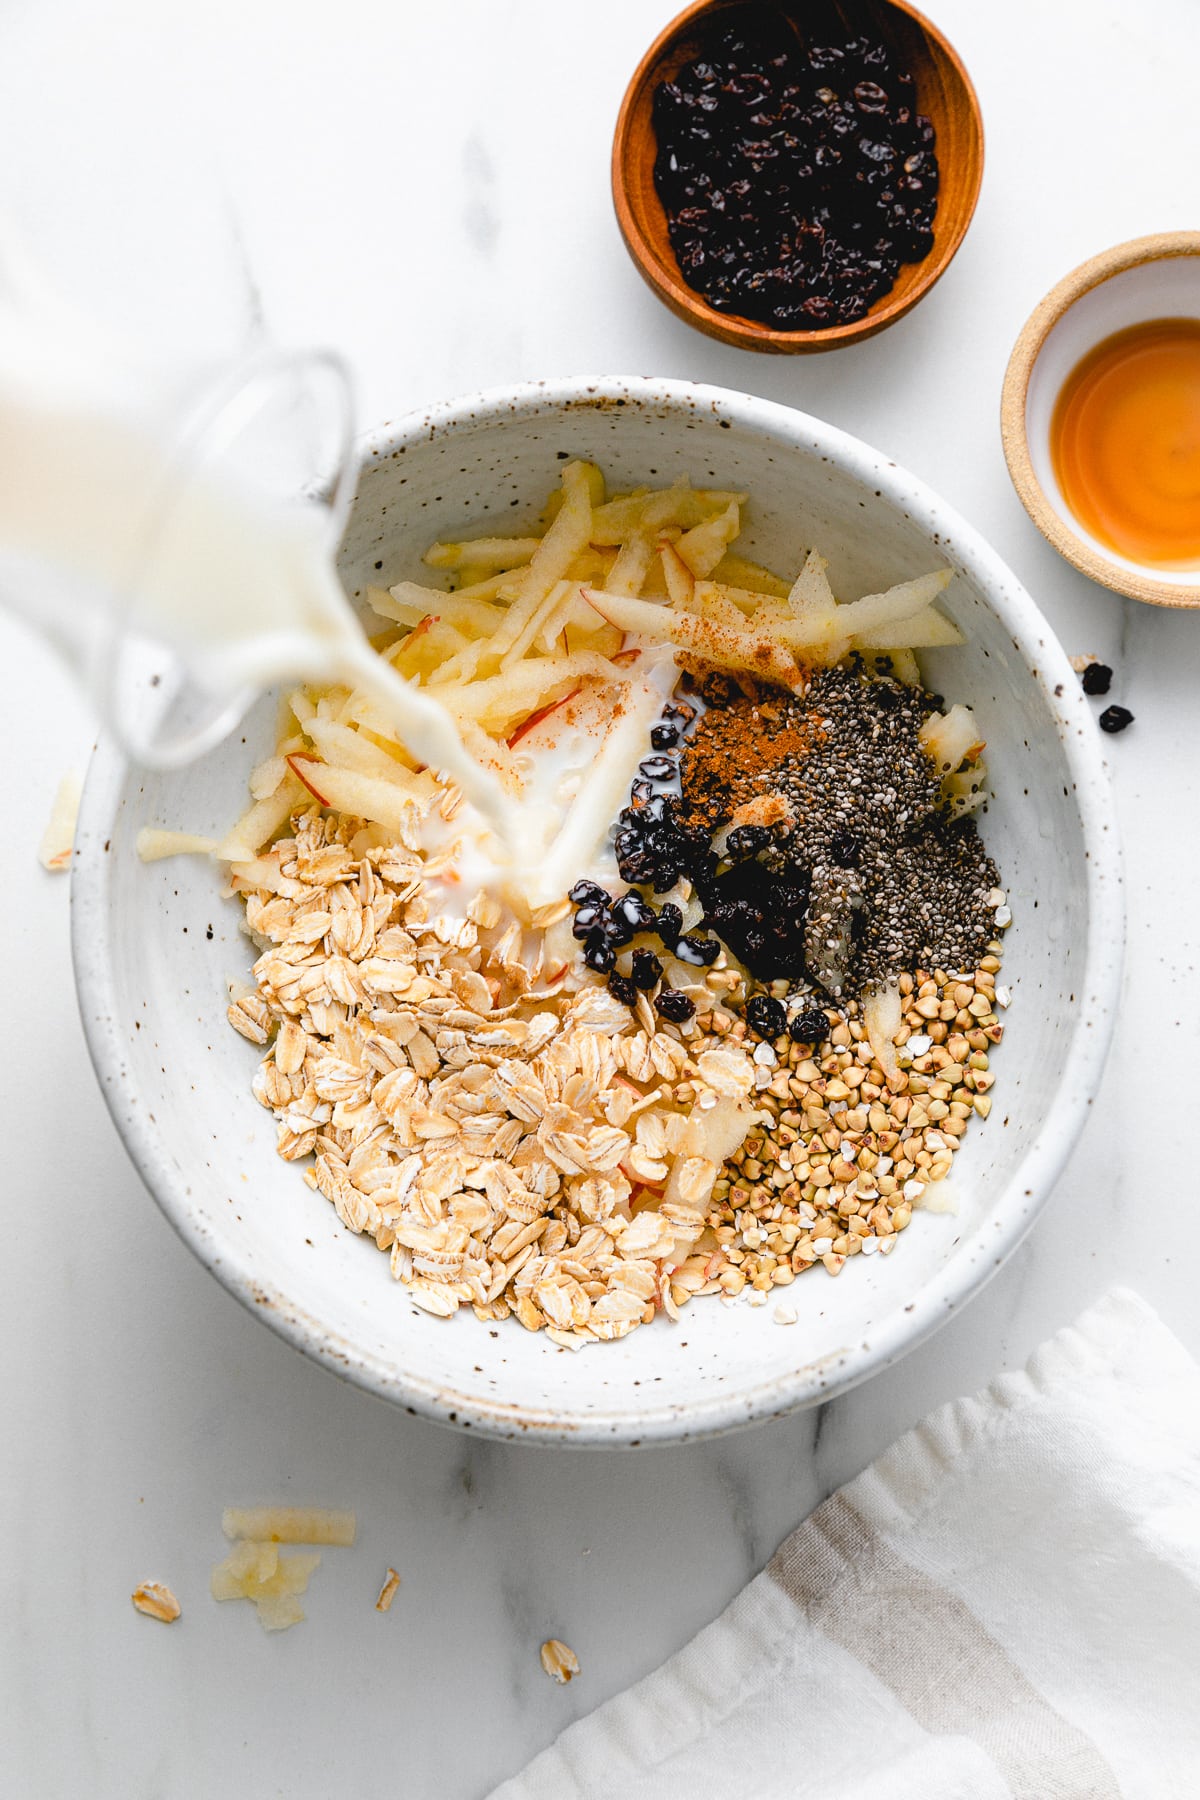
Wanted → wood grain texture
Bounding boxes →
[1001,232,1200,609]
[611,0,984,355]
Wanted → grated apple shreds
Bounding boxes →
[201,460,980,892]
[211,1540,322,1632]
[208,1507,355,1632]
[38,771,81,871]
[222,1506,357,1546]
[135,827,219,862]
[207,462,986,1343]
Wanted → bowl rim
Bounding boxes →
[71,374,1124,1445]
[610,0,985,354]
[1000,230,1200,608]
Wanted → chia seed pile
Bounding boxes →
[568,664,1001,1040]
[652,8,939,331]
[681,666,1000,994]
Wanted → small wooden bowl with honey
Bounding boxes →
[1002,232,1200,608]
[612,0,984,353]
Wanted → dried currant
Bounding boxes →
[608,972,639,1007]
[630,949,664,990]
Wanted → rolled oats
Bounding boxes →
[227,992,274,1045]
[228,806,766,1345]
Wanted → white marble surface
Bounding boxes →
[3,0,1198,1793]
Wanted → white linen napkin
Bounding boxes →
[492,1290,1200,1800]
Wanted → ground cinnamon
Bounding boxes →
[679,687,819,829]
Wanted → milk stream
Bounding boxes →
[0,362,522,854]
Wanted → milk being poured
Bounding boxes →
[0,342,523,852]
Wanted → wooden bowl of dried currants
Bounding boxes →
[612,0,984,353]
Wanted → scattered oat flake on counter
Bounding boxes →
[375,1567,401,1613]
[540,1639,580,1684]
[131,1580,181,1623]
[38,771,81,870]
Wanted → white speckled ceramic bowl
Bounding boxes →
[72,377,1123,1445]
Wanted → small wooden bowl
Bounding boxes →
[611,0,984,354]
[1001,232,1200,608]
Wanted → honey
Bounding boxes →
[1050,316,1200,569]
